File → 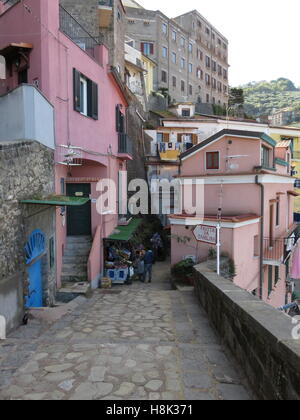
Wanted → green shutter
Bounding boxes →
[116,105,120,132]
[275,266,279,285]
[92,82,98,120]
[73,68,81,112]
[268,266,273,296]
[87,79,93,118]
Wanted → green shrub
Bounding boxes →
[171,258,195,280]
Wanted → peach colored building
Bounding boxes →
[170,128,298,308]
[0,0,132,291]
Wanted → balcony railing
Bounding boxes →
[156,142,193,156]
[59,6,103,58]
[263,238,285,263]
[1,0,20,13]
[263,232,299,263]
[118,133,132,155]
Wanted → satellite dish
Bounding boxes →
[0,55,6,80]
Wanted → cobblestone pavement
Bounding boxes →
[0,262,251,400]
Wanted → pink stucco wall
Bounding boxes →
[172,133,295,308]
[0,0,129,286]
[181,136,262,176]
[171,222,260,292]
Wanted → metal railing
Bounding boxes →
[1,0,20,12]
[263,238,285,262]
[59,6,103,58]
[263,230,300,262]
[118,133,132,155]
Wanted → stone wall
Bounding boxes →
[193,262,300,400]
[0,141,56,332]
[60,0,126,78]
[126,101,151,184]
[60,0,99,36]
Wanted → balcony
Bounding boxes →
[0,84,55,149]
[59,6,103,59]
[128,80,144,97]
[118,133,132,158]
[263,235,296,265]
[98,0,113,28]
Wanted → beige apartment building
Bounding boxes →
[123,1,229,107]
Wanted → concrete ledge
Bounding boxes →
[194,262,300,400]
[28,296,87,324]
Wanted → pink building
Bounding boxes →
[170,129,298,308]
[0,0,132,290]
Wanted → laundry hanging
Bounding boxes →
[290,239,300,279]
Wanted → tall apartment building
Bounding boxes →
[124,4,229,106]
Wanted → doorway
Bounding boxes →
[66,183,91,236]
[24,230,45,308]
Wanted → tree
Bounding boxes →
[229,88,244,106]
[228,88,245,118]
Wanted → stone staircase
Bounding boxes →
[61,236,92,283]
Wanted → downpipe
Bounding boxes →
[255,175,264,300]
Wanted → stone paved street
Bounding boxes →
[0,262,251,400]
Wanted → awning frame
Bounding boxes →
[20,195,90,206]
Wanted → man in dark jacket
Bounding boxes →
[143,249,154,283]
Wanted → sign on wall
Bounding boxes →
[193,225,217,244]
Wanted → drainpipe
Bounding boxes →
[255,175,264,300]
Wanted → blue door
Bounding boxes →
[25,230,45,308]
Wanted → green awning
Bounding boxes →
[107,218,142,242]
[20,195,90,206]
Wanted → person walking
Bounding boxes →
[143,248,154,283]
[137,254,145,283]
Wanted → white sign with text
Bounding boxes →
[193,225,217,244]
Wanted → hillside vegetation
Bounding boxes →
[239,78,300,121]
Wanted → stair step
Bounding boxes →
[62,266,87,276]
[61,275,88,282]
[64,243,91,251]
[63,256,88,264]
[63,249,90,257]
[66,236,92,244]
[60,281,91,296]
[62,263,87,272]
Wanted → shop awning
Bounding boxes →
[107,219,142,242]
[20,195,90,206]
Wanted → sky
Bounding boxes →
[136,0,300,88]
